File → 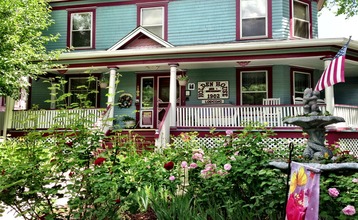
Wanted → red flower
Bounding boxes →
[115,198,121,204]
[286,190,306,220]
[94,157,106,166]
[164,161,174,170]
[69,171,74,177]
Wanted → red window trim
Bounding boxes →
[67,8,96,50]
[236,0,272,41]
[289,0,313,39]
[137,2,168,41]
[290,66,314,103]
[236,66,273,105]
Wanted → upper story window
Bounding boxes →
[141,7,164,38]
[292,0,310,38]
[68,9,96,49]
[137,2,168,40]
[239,0,269,39]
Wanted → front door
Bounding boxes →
[138,74,179,128]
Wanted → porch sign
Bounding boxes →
[197,81,229,104]
[286,162,321,220]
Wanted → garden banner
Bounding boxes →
[286,162,321,220]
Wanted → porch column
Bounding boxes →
[323,58,335,114]
[169,63,178,127]
[50,78,56,110]
[107,67,118,125]
[3,96,15,140]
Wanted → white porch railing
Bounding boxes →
[334,105,358,128]
[176,105,332,128]
[155,103,171,150]
[11,108,105,130]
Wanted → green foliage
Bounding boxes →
[324,0,358,19]
[0,0,65,99]
[319,173,358,220]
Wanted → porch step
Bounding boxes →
[105,129,157,151]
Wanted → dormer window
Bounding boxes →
[141,7,164,38]
[137,2,168,40]
[68,9,96,49]
[292,0,310,38]
[240,0,269,39]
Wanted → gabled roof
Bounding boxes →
[107,26,174,51]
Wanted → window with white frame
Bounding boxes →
[293,71,311,98]
[241,71,267,105]
[69,77,98,107]
[240,0,268,38]
[70,11,93,48]
[141,7,164,38]
[293,0,310,38]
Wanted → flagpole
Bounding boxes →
[283,142,294,218]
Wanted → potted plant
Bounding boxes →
[121,115,136,128]
[99,75,109,89]
[176,74,189,86]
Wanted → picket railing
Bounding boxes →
[334,105,358,128]
[11,108,105,129]
[176,105,332,128]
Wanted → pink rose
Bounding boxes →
[328,188,339,198]
[352,178,358,183]
[224,163,232,171]
[189,163,198,169]
[226,130,234,136]
[192,153,204,162]
[342,205,356,216]
[181,161,188,168]
[169,175,175,181]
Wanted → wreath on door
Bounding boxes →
[118,93,133,108]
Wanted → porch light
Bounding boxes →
[237,61,251,67]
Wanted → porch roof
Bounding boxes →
[52,38,358,77]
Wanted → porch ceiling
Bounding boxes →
[52,38,358,78]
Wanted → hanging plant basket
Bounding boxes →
[99,82,108,89]
[118,93,133,108]
[178,80,188,86]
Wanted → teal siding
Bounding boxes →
[311,1,318,38]
[31,79,52,109]
[45,10,67,51]
[46,0,321,49]
[185,68,237,105]
[113,72,137,124]
[96,5,137,50]
[168,0,236,45]
[272,66,291,104]
[272,0,290,39]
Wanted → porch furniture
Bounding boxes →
[262,98,280,105]
[293,96,304,104]
[262,98,281,126]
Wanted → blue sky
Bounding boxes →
[318,8,358,40]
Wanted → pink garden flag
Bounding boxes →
[286,162,321,220]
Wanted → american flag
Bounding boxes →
[314,36,352,91]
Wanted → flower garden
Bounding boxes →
[0,78,357,219]
[0,121,356,219]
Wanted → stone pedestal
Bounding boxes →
[283,116,345,160]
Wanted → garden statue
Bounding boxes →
[303,88,321,115]
[284,88,345,160]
